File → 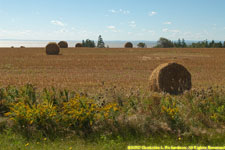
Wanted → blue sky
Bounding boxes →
[0,0,225,41]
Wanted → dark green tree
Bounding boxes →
[215,41,223,48]
[209,40,215,48]
[181,39,187,48]
[82,39,96,48]
[178,38,182,47]
[224,41,225,48]
[97,35,105,48]
[155,37,174,48]
[137,42,147,48]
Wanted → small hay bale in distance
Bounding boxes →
[75,43,83,47]
[149,62,192,95]
[46,42,60,55]
[20,46,25,48]
[58,41,68,48]
[124,42,133,48]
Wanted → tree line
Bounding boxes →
[82,35,225,48]
[154,37,225,48]
[82,35,147,48]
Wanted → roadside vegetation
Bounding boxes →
[0,84,224,149]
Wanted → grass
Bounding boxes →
[0,48,224,90]
[0,47,225,149]
[0,129,225,150]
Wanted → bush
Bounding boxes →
[82,39,96,48]
[1,84,225,140]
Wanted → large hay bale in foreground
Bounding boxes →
[124,42,133,48]
[58,41,68,48]
[46,42,60,55]
[149,62,192,95]
[75,43,83,47]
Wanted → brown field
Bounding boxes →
[0,47,224,91]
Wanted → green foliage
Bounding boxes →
[173,38,187,48]
[97,35,105,48]
[182,39,223,48]
[155,37,174,48]
[155,37,224,48]
[82,39,96,48]
[0,84,225,142]
[137,42,146,48]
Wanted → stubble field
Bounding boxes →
[0,47,224,91]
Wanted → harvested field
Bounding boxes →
[0,48,224,90]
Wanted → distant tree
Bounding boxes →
[97,35,105,48]
[181,39,187,48]
[224,41,225,48]
[215,41,223,48]
[205,40,209,48]
[137,42,147,48]
[177,38,182,47]
[82,39,96,48]
[209,40,215,48]
[190,40,224,48]
[106,45,109,48]
[155,37,174,48]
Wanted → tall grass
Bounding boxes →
[0,84,224,144]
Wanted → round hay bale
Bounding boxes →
[58,41,68,48]
[149,62,192,95]
[124,42,133,48]
[75,43,83,47]
[46,42,60,55]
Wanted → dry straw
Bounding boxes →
[149,62,192,95]
[75,43,83,47]
[46,42,60,55]
[124,42,133,48]
[58,41,68,48]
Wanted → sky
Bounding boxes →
[0,0,225,41]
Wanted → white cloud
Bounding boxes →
[128,21,136,28]
[162,28,180,34]
[51,20,66,27]
[108,9,130,14]
[107,26,116,29]
[107,26,119,32]
[170,30,180,33]
[148,11,157,16]
[54,28,68,33]
[148,30,155,35]
[164,22,172,25]
[109,9,116,13]
[162,28,169,32]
